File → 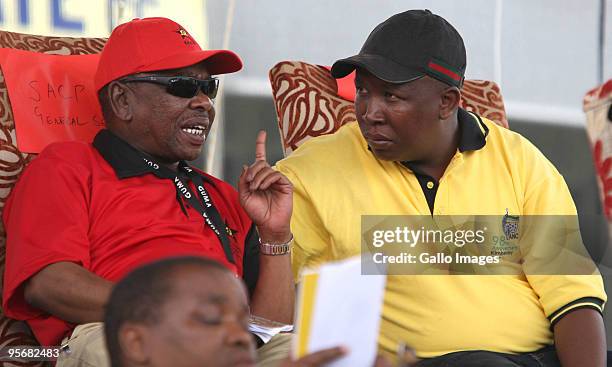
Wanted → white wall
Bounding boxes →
[208,0,611,125]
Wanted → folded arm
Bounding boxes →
[24,262,113,324]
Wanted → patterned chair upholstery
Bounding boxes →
[583,80,612,243]
[0,30,106,367]
[268,61,508,156]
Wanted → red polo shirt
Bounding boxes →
[2,130,260,346]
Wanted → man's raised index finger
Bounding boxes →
[255,130,267,162]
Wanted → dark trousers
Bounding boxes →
[415,346,561,367]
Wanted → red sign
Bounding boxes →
[321,65,356,102]
[0,48,104,153]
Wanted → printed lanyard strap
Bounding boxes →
[143,157,235,264]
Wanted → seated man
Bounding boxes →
[3,17,294,366]
[104,256,353,367]
[276,9,607,367]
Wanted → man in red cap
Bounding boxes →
[3,17,294,366]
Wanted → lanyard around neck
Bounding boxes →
[142,157,235,264]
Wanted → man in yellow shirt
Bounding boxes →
[276,9,606,367]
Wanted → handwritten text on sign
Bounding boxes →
[0,49,104,153]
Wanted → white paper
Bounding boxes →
[248,315,293,343]
[295,257,386,367]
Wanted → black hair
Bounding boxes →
[104,256,228,367]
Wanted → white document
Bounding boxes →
[248,315,293,344]
[293,256,386,367]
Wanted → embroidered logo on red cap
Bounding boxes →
[175,28,195,46]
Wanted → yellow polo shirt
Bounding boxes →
[276,110,606,358]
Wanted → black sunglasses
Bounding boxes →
[120,75,219,99]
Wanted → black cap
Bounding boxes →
[331,9,466,87]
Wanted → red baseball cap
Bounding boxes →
[94,17,243,91]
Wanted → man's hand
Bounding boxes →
[278,347,346,367]
[239,130,294,323]
[238,130,292,243]
[279,347,393,367]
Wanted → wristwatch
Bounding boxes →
[259,235,293,256]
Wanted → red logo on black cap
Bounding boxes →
[175,28,195,46]
[426,58,464,87]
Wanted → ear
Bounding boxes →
[118,323,151,365]
[439,87,461,120]
[108,81,134,122]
